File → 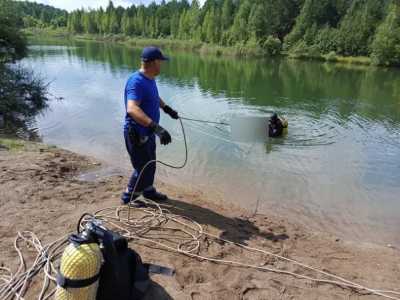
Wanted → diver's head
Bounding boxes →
[271,113,278,121]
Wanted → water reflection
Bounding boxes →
[28,40,400,128]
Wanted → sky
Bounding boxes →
[21,0,204,12]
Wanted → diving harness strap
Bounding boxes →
[57,272,101,289]
[56,264,174,289]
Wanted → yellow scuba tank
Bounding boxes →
[281,118,288,128]
[55,222,103,300]
[56,216,175,300]
[282,118,288,135]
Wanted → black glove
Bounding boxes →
[149,121,172,145]
[162,105,179,120]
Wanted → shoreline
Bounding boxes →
[24,28,380,68]
[0,137,399,299]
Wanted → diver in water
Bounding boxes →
[268,113,288,137]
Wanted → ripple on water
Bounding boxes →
[281,110,342,148]
[223,104,344,148]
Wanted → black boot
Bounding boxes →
[143,190,168,202]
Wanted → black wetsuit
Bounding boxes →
[268,118,284,137]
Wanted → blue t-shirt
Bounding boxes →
[124,71,160,136]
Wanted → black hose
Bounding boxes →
[128,117,188,206]
[76,212,95,233]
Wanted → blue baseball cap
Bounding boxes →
[141,46,169,62]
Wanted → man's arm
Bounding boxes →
[127,100,152,127]
[159,97,166,109]
[127,100,171,144]
[159,97,179,119]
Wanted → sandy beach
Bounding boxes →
[0,140,399,299]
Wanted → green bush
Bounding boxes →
[0,0,51,135]
[307,44,321,58]
[289,40,309,57]
[288,39,323,60]
[314,27,339,54]
[263,35,282,56]
[0,65,50,131]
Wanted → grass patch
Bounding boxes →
[23,27,71,39]
[287,51,372,66]
[0,137,57,152]
[332,55,371,66]
[0,138,26,151]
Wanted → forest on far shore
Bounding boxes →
[8,0,400,66]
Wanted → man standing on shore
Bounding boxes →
[121,46,179,205]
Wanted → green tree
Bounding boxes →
[23,15,39,28]
[95,8,105,34]
[230,0,252,44]
[248,3,264,42]
[121,11,134,36]
[106,0,114,13]
[109,10,120,34]
[14,0,400,63]
[178,10,189,39]
[284,0,342,50]
[371,1,400,66]
[337,0,388,56]
[51,14,67,28]
[135,6,146,36]
[170,13,180,38]
[156,1,171,37]
[221,0,234,30]
[67,10,83,33]
[188,0,201,41]
[0,0,27,61]
[83,11,97,34]
[101,13,110,34]
[202,7,220,43]
[262,0,302,40]
[12,1,67,28]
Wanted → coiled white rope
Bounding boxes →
[1,203,399,299]
[92,203,400,300]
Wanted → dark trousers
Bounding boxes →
[124,128,156,194]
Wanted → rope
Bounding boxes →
[90,204,400,300]
[1,118,399,299]
[179,116,230,126]
[0,232,67,300]
[2,203,400,300]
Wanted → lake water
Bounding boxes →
[23,39,400,247]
